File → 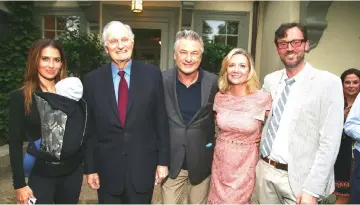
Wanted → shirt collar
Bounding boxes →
[176,67,204,85]
[280,61,309,84]
[111,59,132,79]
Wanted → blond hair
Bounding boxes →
[218,48,259,94]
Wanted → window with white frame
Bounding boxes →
[194,11,250,49]
[43,15,80,39]
[202,20,239,47]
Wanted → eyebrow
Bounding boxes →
[41,56,61,59]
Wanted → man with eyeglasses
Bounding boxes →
[254,22,343,204]
[161,30,218,204]
[82,21,170,204]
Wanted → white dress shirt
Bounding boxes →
[269,64,308,164]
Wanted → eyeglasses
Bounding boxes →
[107,38,132,47]
[277,39,305,49]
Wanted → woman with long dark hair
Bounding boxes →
[333,68,360,204]
[8,38,86,204]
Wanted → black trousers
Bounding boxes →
[28,164,83,204]
[97,168,154,204]
[350,149,360,204]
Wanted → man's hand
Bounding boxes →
[15,186,34,204]
[155,165,168,185]
[87,173,100,190]
[296,192,318,204]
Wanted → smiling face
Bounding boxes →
[105,25,134,63]
[276,26,309,69]
[343,73,360,98]
[226,54,250,85]
[174,39,202,75]
[37,46,62,81]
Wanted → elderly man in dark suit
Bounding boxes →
[161,30,218,204]
[83,20,170,204]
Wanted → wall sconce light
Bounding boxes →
[131,0,143,13]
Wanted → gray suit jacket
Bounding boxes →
[260,62,344,198]
[162,68,218,185]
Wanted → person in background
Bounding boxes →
[333,68,360,204]
[161,30,218,204]
[344,69,360,204]
[207,48,271,204]
[8,38,86,204]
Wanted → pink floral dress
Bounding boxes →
[207,91,272,204]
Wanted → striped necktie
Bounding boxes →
[261,78,295,157]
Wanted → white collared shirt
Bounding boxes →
[269,63,309,164]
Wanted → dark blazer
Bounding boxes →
[83,60,170,194]
[162,68,218,185]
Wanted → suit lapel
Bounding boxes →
[288,66,317,123]
[126,61,137,118]
[187,72,213,126]
[264,71,284,122]
[102,64,122,127]
[200,72,213,106]
[168,69,185,125]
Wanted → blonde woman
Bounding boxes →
[207,48,271,204]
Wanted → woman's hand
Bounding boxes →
[15,186,34,204]
[344,105,352,120]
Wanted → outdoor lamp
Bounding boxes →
[131,0,143,13]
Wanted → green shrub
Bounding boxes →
[0,2,41,141]
[201,43,234,75]
[56,28,108,81]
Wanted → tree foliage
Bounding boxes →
[56,28,108,81]
[201,42,234,74]
[0,2,41,140]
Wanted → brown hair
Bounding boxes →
[274,22,308,47]
[23,38,67,114]
[218,48,260,94]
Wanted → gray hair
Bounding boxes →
[173,30,204,53]
[102,21,135,47]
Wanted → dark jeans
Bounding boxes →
[28,164,83,204]
[350,149,360,204]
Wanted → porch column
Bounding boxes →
[258,1,300,82]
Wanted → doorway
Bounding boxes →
[133,29,161,67]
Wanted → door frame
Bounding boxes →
[125,22,168,70]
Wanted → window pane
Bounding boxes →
[44,31,55,39]
[44,16,55,30]
[217,22,226,34]
[66,16,80,31]
[214,35,225,44]
[203,20,226,35]
[57,17,67,31]
[202,21,213,35]
[227,36,238,47]
[57,30,66,37]
[202,34,213,44]
[226,21,239,35]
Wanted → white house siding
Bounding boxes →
[306,1,360,76]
